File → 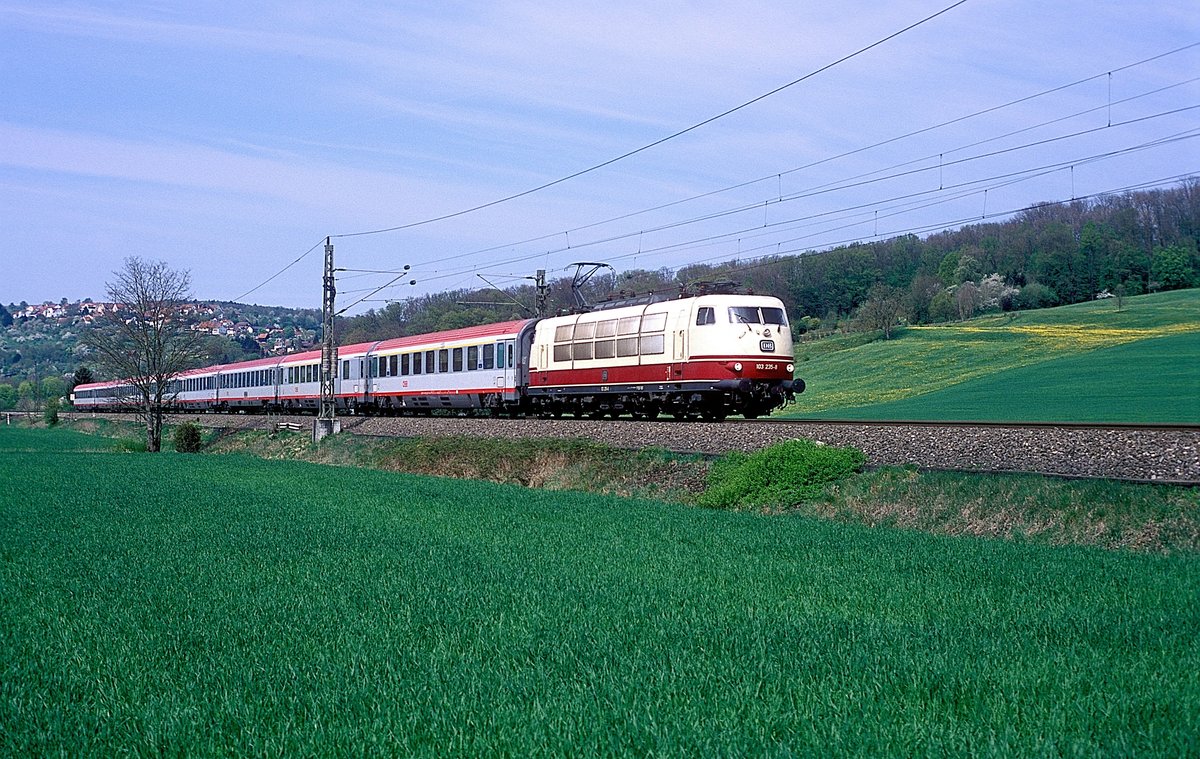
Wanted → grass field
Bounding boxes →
[3,427,1198,756]
[785,289,1200,422]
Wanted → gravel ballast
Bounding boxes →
[185,414,1200,484]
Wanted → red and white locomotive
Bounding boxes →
[72,291,803,420]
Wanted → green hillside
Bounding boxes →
[785,289,1200,423]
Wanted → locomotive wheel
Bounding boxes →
[701,407,727,422]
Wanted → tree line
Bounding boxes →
[338,178,1198,342]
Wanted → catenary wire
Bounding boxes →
[329,0,973,240]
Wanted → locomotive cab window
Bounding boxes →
[696,307,715,325]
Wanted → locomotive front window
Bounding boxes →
[729,306,760,324]
[762,307,787,325]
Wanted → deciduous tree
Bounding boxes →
[85,258,205,452]
[855,284,906,339]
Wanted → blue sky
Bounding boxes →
[2,1,1197,313]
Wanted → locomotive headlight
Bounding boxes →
[787,363,795,373]
[733,362,743,372]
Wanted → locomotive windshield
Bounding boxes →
[728,306,787,325]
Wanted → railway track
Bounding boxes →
[65,412,1200,484]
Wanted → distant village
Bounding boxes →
[5,299,319,356]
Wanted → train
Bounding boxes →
[71,290,804,421]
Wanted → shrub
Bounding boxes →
[173,421,203,453]
[698,439,866,509]
[1015,282,1059,310]
[43,398,60,427]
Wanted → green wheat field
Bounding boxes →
[785,289,1200,423]
[2,427,1197,756]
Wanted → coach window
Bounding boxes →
[388,355,397,376]
[575,322,596,340]
[507,343,514,369]
[483,344,495,370]
[554,324,574,342]
[467,345,478,370]
[452,347,463,372]
[438,349,449,373]
[618,316,640,335]
[411,352,422,375]
[696,307,715,325]
[573,341,593,360]
[425,351,436,374]
[616,336,639,357]
[400,354,410,376]
[595,339,615,359]
[553,342,572,362]
[342,361,350,380]
[596,319,617,338]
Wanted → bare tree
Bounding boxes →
[86,258,205,452]
[855,283,906,339]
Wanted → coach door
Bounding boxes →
[494,341,507,389]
